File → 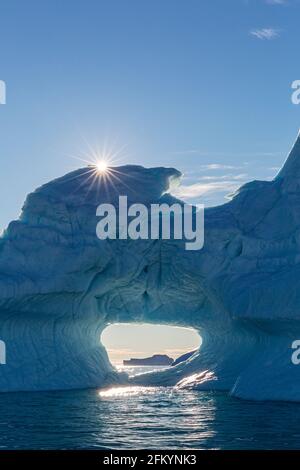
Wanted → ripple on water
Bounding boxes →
[0,385,298,448]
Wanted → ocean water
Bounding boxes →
[0,366,300,449]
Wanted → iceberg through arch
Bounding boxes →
[1,133,300,400]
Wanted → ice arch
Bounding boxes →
[2,133,300,400]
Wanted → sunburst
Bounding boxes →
[95,160,108,174]
[66,141,140,199]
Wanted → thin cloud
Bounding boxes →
[199,173,248,181]
[169,149,281,158]
[265,0,287,4]
[173,180,244,200]
[199,163,244,170]
[174,169,278,203]
[269,166,281,171]
[250,28,281,40]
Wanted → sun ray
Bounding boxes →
[64,140,136,207]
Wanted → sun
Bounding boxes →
[95,160,108,174]
[69,141,130,187]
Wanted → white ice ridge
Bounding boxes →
[1,135,300,400]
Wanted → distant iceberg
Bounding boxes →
[1,135,300,401]
[123,354,173,366]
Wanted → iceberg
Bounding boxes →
[123,355,174,366]
[1,133,300,400]
[172,350,197,366]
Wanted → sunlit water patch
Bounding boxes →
[99,386,158,398]
[0,366,298,449]
[116,364,169,377]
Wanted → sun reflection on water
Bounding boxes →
[99,385,158,398]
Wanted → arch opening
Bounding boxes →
[101,323,201,374]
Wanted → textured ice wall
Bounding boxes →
[0,165,188,390]
[133,133,300,401]
[1,134,300,399]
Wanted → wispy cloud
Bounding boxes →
[173,180,245,200]
[169,149,281,158]
[265,0,288,5]
[198,173,248,181]
[250,28,281,40]
[199,163,243,170]
[269,166,281,171]
[174,168,279,203]
[169,145,284,205]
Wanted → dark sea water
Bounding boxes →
[0,366,299,449]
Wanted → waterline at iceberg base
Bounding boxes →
[2,133,300,401]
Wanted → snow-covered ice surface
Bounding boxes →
[2,134,300,400]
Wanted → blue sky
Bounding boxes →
[1,0,300,359]
[1,0,300,229]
